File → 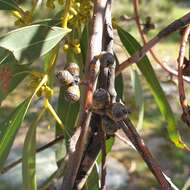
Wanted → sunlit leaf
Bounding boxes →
[43,46,59,73]
[0,75,47,171]
[130,69,144,131]
[0,0,20,11]
[56,88,80,142]
[83,163,99,190]
[117,26,186,149]
[0,97,31,171]
[0,25,71,62]
[22,108,45,190]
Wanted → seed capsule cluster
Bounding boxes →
[92,88,110,110]
[92,88,129,135]
[56,62,80,102]
[102,116,120,136]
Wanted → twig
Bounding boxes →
[73,1,115,189]
[99,125,107,190]
[182,176,190,190]
[0,134,65,175]
[73,114,101,190]
[61,1,108,189]
[100,2,114,189]
[115,132,136,150]
[120,118,174,190]
[116,11,190,78]
[178,25,190,127]
[132,0,190,83]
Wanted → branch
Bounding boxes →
[73,114,101,190]
[120,118,174,190]
[99,125,107,190]
[132,0,190,83]
[73,1,115,189]
[61,1,108,189]
[116,11,190,79]
[178,25,190,127]
[0,134,65,174]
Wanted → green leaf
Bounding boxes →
[114,52,124,98]
[43,46,59,73]
[0,25,71,62]
[117,26,186,149]
[0,97,32,171]
[22,108,45,190]
[55,87,79,162]
[83,163,99,190]
[130,69,144,131]
[0,47,30,102]
[0,0,20,11]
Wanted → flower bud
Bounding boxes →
[63,44,69,51]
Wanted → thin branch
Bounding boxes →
[73,114,101,190]
[178,25,190,127]
[132,0,190,83]
[73,1,114,189]
[0,134,65,174]
[99,125,107,190]
[120,118,174,190]
[115,132,136,150]
[116,11,190,80]
[61,1,108,189]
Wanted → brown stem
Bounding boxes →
[116,11,190,81]
[120,118,173,190]
[73,114,101,190]
[132,0,189,83]
[178,25,190,127]
[99,125,107,190]
[1,134,65,174]
[61,1,108,189]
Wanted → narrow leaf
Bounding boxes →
[83,163,99,190]
[114,52,124,98]
[0,97,31,171]
[0,25,71,62]
[0,75,47,171]
[56,88,79,151]
[117,26,186,148]
[22,108,45,190]
[0,0,20,11]
[130,69,144,131]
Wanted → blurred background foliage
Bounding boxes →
[0,0,190,190]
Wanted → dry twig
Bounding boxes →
[116,11,190,78]
[0,134,65,175]
[132,0,190,83]
[120,118,173,190]
[177,25,190,127]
